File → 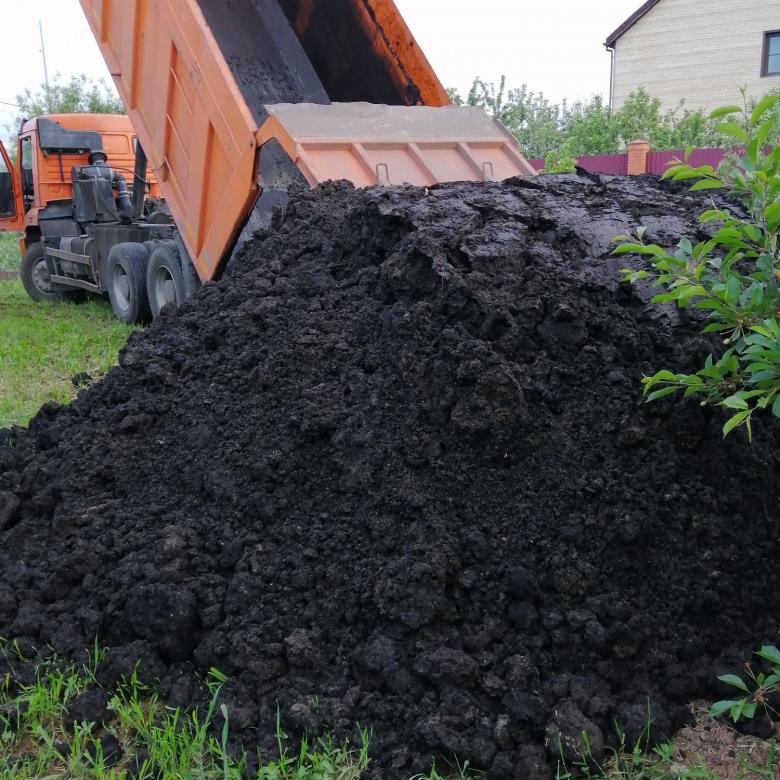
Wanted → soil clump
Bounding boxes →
[1,173,779,777]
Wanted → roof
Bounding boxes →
[21,113,132,134]
[604,0,662,48]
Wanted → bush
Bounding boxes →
[542,142,577,174]
[453,80,746,158]
[616,92,780,438]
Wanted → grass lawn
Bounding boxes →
[0,233,20,271]
[0,278,136,429]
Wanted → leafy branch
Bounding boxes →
[615,91,780,439]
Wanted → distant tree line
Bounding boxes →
[448,77,779,159]
[8,72,777,165]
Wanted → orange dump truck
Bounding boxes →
[0,0,535,323]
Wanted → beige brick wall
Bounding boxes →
[612,0,780,113]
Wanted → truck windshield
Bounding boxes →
[0,149,13,217]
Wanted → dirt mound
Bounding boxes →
[2,173,780,778]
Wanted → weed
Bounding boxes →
[711,645,780,725]
[0,648,372,779]
[553,714,779,779]
[410,758,483,779]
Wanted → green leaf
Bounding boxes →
[731,701,746,723]
[699,209,730,224]
[701,324,730,335]
[723,410,750,437]
[709,700,739,717]
[750,94,780,126]
[689,179,725,192]
[612,243,647,255]
[661,164,686,180]
[758,645,780,666]
[756,118,775,150]
[646,386,681,402]
[720,395,749,410]
[709,105,742,120]
[717,674,749,692]
[773,396,780,418]
[742,701,758,719]
[650,370,682,382]
[715,122,748,143]
[764,200,780,225]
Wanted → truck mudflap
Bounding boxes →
[256,102,538,188]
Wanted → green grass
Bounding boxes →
[0,279,136,428]
[0,643,373,779]
[3,642,770,779]
[0,233,20,271]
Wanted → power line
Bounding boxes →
[0,100,20,109]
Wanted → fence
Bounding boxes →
[528,141,731,176]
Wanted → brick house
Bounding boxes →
[605,0,780,112]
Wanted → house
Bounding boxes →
[605,0,780,113]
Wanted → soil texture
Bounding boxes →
[2,173,780,778]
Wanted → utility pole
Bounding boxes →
[39,21,51,112]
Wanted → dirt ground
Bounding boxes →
[2,174,780,778]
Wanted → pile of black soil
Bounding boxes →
[2,173,779,778]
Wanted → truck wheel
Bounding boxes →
[106,243,151,325]
[147,241,186,319]
[20,242,66,303]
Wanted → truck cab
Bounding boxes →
[0,114,184,322]
[0,113,159,243]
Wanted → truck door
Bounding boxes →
[0,140,24,232]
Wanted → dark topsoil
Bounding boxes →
[1,173,780,778]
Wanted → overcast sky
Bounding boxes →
[0,0,640,128]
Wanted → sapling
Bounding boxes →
[615,92,780,438]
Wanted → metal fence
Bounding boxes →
[528,154,627,174]
[528,145,730,176]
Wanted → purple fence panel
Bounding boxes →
[647,147,727,176]
[530,146,732,176]
[527,154,627,174]
[576,153,627,175]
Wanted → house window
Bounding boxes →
[763,31,780,76]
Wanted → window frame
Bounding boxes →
[762,30,780,77]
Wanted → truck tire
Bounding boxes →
[147,241,186,319]
[20,242,67,303]
[106,243,151,324]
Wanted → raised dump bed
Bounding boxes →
[78,0,535,281]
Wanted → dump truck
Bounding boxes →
[0,0,535,324]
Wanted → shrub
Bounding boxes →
[616,92,780,438]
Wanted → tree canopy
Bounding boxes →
[451,77,737,159]
[15,73,124,120]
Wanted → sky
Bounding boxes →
[0,0,641,128]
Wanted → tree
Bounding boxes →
[450,78,731,159]
[15,73,124,120]
[463,77,563,159]
[562,94,619,156]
